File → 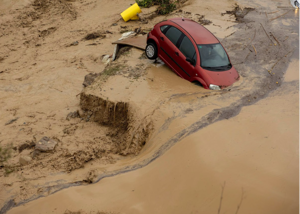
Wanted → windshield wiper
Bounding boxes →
[203,66,223,70]
[219,63,232,68]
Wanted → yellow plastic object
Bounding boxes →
[130,15,140,20]
[121,3,142,22]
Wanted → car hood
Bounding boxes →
[202,67,239,88]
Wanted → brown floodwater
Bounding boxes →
[8,46,299,214]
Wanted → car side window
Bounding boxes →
[179,36,196,62]
[165,26,182,46]
[160,25,169,33]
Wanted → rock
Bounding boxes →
[83,73,100,87]
[35,137,57,152]
[19,155,32,165]
[66,111,79,121]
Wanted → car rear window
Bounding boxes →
[179,36,196,62]
[165,26,182,46]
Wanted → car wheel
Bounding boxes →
[193,81,202,87]
[145,42,158,60]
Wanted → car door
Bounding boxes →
[176,35,198,81]
[158,26,190,80]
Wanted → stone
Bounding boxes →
[35,137,57,152]
[19,155,32,166]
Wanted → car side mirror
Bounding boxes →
[186,57,195,66]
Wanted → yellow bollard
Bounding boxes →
[120,3,142,22]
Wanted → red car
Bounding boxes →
[145,18,239,90]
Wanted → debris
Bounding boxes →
[5,118,19,126]
[102,55,111,64]
[83,32,106,40]
[270,11,290,21]
[270,32,280,46]
[221,4,254,22]
[267,10,279,14]
[268,49,295,73]
[18,142,35,153]
[35,137,57,152]
[197,15,212,25]
[252,45,257,55]
[86,43,98,46]
[39,27,57,37]
[66,111,79,121]
[120,3,142,22]
[120,31,136,39]
[112,34,147,61]
[260,23,274,44]
[134,27,141,34]
[83,73,100,87]
[66,41,78,47]
[19,155,32,166]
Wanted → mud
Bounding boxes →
[221,4,255,22]
[0,0,298,213]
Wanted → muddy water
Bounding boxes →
[8,59,298,214]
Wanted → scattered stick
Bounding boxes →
[270,32,280,46]
[244,28,256,50]
[268,49,295,73]
[5,118,19,126]
[265,12,268,19]
[222,31,236,42]
[277,6,293,8]
[250,28,256,44]
[270,11,289,21]
[218,182,226,214]
[260,23,274,44]
[252,45,257,55]
[267,10,279,14]
[244,52,251,62]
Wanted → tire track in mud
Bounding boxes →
[1,7,298,214]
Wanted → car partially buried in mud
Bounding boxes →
[145,18,240,90]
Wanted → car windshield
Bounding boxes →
[198,43,231,71]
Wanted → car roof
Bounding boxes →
[168,18,219,44]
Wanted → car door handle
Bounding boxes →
[160,37,164,41]
[175,52,179,56]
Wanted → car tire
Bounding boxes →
[193,81,203,87]
[145,42,158,60]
